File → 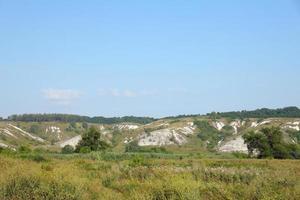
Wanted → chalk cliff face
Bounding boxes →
[1,117,299,153]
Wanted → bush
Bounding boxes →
[61,145,74,154]
[129,155,147,167]
[18,145,32,153]
[79,147,91,154]
[31,154,47,162]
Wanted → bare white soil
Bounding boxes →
[219,136,248,153]
[213,121,225,131]
[46,126,61,133]
[0,128,17,138]
[0,142,8,148]
[230,120,245,134]
[115,124,139,130]
[59,135,82,148]
[251,120,271,128]
[138,129,186,146]
[283,121,300,131]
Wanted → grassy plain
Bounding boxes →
[0,152,299,200]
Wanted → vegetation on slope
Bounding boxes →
[194,121,233,150]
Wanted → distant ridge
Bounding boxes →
[5,114,156,124]
[209,106,300,119]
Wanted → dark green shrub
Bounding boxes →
[61,145,74,154]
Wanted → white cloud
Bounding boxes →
[123,90,137,97]
[42,89,81,105]
[98,89,155,98]
[111,89,121,97]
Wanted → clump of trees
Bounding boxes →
[243,127,300,159]
[75,127,110,153]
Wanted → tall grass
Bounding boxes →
[0,154,299,200]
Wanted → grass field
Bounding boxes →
[0,152,299,200]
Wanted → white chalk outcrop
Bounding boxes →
[46,126,61,133]
[137,121,196,146]
[283,122,300,131]
[46,126,62,140]
[219,136,248,153]
[138,129,186,146]
[251,120,271,128]
[0,128,17,138]
[0,142,9,148]
[213,121,225,131]
[176,122,196,136]
[124,137,134,144]
[230,120,245,134]
[0,141,16,151]
[115,124,139,130]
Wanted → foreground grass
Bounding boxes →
[0,153,299,200]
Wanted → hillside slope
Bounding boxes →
[1,115,300,154]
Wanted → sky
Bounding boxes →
[0,0,300,118]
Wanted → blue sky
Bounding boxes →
[1,0,300,118]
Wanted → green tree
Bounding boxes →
[82,122,88,129]
[75,127,109,152]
